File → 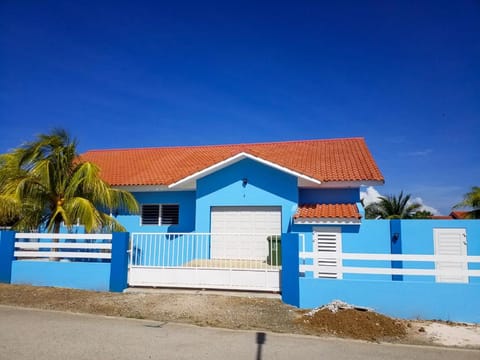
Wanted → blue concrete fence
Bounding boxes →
[282,219,480,323]
[0,231,129,292]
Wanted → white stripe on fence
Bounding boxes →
[299,251,480,278]
[14,233,113,261]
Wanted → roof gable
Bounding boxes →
[80,138,384,188]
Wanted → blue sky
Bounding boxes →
[0,1,479,214]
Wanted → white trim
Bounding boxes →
[15,233,112,240]
[15,242,112,250]
[299,180,384,188]
[294,218,361,225]
[299,265,480,277]
[14,251,111,259]
[299,252,480,262]
[299,251,480,280]
[168,152,322,189]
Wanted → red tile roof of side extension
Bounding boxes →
[80,137,384,187]
[294,204,362,219]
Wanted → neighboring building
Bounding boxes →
[431,211,470,220]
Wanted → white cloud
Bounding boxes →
[360,186,439,215]
[410,196,439,215]
[360,186,382,206]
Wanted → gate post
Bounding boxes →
[281,233,300,307]
[110,232,129,292]
[390,219,403,281]
[0,231,15,284]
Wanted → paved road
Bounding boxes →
[0,306,478,360]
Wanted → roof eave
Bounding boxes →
[298,179,384,188]
[293,217,362,225]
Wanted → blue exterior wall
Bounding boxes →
[0,231,15,283]
[282,219,480,322]
[11,261,111,291]
[195,159,298,233]
[117,190,196,233]
[297,278,480,323]
[109,232,130,292]
[281,233,300,306]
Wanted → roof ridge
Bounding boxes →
[83,137,366,153]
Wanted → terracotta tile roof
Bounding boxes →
[450,211,469,219]
[294,203,362,219]
[80,137,384,187]
[430,211,470,220]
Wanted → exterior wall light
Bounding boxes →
[242,178,248,187]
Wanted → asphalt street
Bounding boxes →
[0,306,478,360]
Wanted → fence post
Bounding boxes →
[0,231,15,284]
[390,219,403,281]
[109,232,129,292]
[281,233,300,307]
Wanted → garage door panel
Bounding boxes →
[211,206,281,260]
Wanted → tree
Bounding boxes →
[412,210,434,219]
[0,129,139,232]
[364,191,422,219]
[454,186,480,219]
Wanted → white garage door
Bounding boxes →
[210,206,281,260]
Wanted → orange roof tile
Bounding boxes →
[450,211,469,219]
[80,138,384,187]
[294,203,362,219]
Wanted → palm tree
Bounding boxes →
[0,129,139,232]
[364,191,422,219]
[454,186,480,219]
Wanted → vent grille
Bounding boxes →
[314,229,341,279]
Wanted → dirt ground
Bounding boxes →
[0,284,478,348]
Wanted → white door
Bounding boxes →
[434,228,468,283]
[210,206,281,260]
[313,227,342,279]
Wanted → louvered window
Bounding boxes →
[161,204,179,225]
[141,204,179,225]
[313,227,342,279]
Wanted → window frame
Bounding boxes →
[140,204,179,226]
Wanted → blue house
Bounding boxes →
[82,137,383,234]
[81,137,384,291]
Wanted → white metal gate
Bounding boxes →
[313,227,342,279]
[128,232,281,291]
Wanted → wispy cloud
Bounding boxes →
[404,149,433,157]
